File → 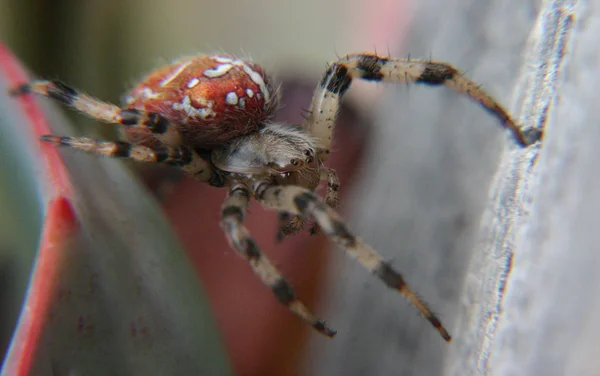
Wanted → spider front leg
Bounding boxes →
[41,135,215,183]
[10,80,183,145]
[304,53,543,161]
[256,183,452,342]
[220,184,336,337]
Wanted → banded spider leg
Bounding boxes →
[10,79,219,184]
[221,184,337,337]
[10,79,184,145]
[255,182,452,342]
[304,53,543,162]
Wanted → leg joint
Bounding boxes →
[47,80,78,105]
[416,63,458,85]
[144,113,169,134]
[120,109,141,125]
[374,262,406,290]
[321,65,352,95]
[271,279,296,305]
[294,192,317,213]
[355,54,388,81]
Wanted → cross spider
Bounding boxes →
[10,52,542,342]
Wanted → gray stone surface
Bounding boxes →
[304,0,596,375]
[485,1,598,375]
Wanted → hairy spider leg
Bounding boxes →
[221,185,336,337]
[304,53,543,161]
[11,80,183,145]
[40,135,214,182]
[257,183,452,342]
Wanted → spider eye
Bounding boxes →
[305,157,313,164]
[290,159,299,166]
[303,149,312,156]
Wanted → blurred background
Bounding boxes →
[0,0,560,375]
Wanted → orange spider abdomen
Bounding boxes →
[123,55,277,148]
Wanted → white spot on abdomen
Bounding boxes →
[246,89,254,98]
[239,63,271,103]
[187,78,200,88]
[225,92,238,105]
[203,64,234,78]
[172,95,215,119]
[214,56,234,63]
[160,61,192,87]
[209,56,272,106]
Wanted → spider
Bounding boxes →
[10,52,542,343]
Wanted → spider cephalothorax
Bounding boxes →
[11,52,542,342]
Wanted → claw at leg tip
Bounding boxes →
[40,135,63,146]
[8,83,30,96]
[314,321,337,338]
[441,329,452,342]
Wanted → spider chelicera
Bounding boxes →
[10,52,542,342]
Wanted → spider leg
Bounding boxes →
[221,185,336,337]
[304,53,543,161]
[255,183,452,342]
[309,167,340,235]
[40,135,214,182]
[11,80,182,145]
